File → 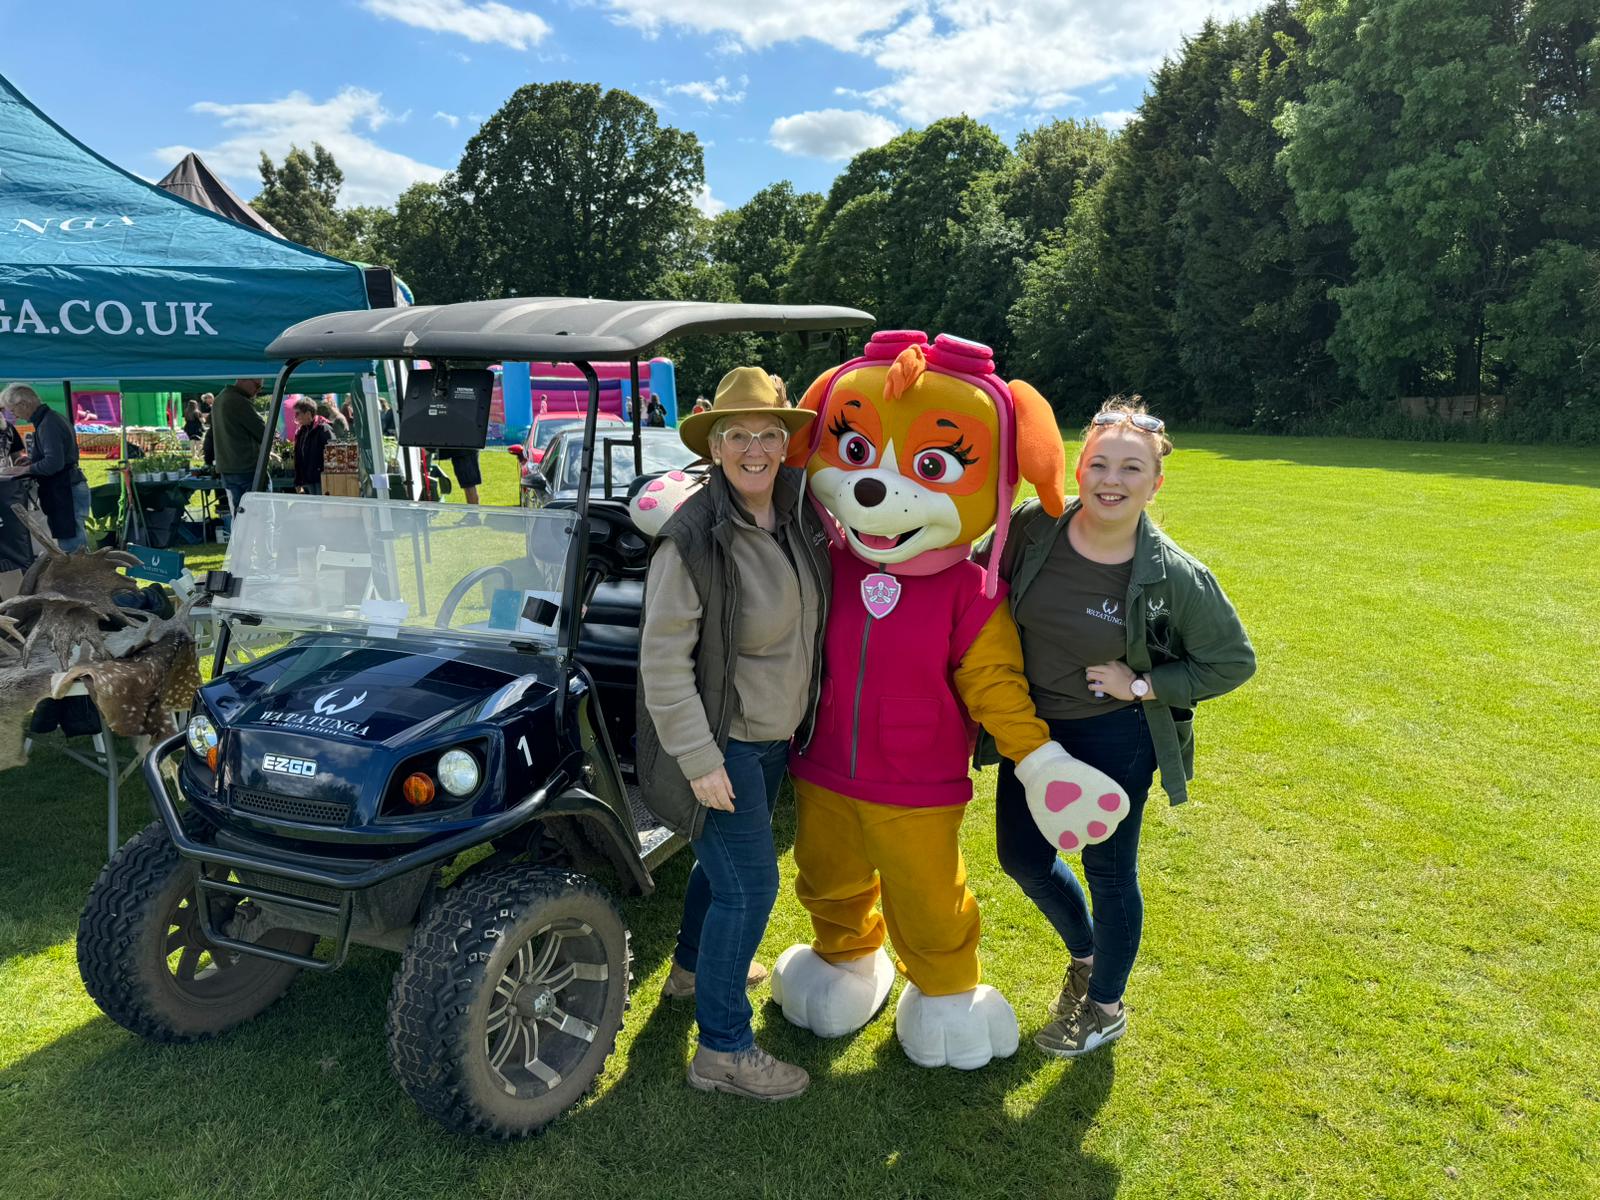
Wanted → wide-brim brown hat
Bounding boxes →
[677,366,815,458]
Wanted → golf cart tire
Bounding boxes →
[77,818,316,1042]
[387,866,631,1139]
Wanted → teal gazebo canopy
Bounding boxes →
[0,70,372,389]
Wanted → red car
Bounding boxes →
[509,410,625,502]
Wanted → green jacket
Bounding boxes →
[976,499,1256,805]
[210,384,267,476]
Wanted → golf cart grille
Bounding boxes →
[231,787,352,827]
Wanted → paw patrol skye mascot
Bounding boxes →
[770,330,1131,1069]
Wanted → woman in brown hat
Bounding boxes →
[636,366,830,1101]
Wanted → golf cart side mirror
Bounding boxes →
[507,444,525,462]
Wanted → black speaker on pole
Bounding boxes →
[363,266,398,309]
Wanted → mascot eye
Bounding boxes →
[914,449,966,483]
[839,431,877,468]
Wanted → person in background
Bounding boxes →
[210,378,267,517]
[691,397,711,415]
[440,448,481,505]
[318,397,350,437]
[339,397,359,432]
[637,367,829,1102]
[182,399,205,441]
[646,396,667,428]
[198,392,215,415]
[379,396,396,437]
[75,404,96,425]
[768,374,789,407]
[291,398,332,496]
[0,383,91,551]
[983,395,1255,1059]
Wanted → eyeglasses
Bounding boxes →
[1092,411,1165,433]
[719,427,789,454]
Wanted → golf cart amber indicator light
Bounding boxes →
[402,774,436,807]
[206,746,219,771]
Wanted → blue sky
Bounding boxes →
[1,0,1255,214]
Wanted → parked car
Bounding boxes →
[523,426,700,510]
[75,297,872,1140]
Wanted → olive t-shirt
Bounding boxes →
[1013,532,1135,720]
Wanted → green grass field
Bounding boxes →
[6,436,1597,1199]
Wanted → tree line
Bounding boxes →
[255,0,1598,441]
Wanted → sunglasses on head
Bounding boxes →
[1092,410,1165,434]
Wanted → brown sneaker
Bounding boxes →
[660,959,771,1000]
[687,1043,809,1101]
[1035,996,1128,1059]
[1046,958,1094,1018]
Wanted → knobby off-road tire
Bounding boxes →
[387,866,631,1139]
[77,818,316,1041]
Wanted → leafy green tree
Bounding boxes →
[710,182,822,304]
[787,117,1011,345]
[452,82,705,300]
[1172,2,1350,425]
[997,119,1116,251]
[253,144,348,255]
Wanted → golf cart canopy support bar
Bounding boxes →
[265,299,873,362]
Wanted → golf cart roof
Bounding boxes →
[266,298,875,362]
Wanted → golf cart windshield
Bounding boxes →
[214,495,574,650]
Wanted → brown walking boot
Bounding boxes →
[660,959,770,1000]
[687,1043,809,1101]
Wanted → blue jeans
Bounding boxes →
[57,478,92,553]
[674,738,789,1053]
[996,705,1157,1006]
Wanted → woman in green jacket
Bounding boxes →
[987,397,1255,1059]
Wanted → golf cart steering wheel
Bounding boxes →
[436,563,515,628]
[578,501,651,580]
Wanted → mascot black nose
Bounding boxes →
[853,477,887,507]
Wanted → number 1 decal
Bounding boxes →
[516,735,532,766]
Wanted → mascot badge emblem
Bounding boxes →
[770,329,1131,1068]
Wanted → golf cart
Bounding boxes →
[76,299,872,1139]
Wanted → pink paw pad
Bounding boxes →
[646,479,666,492]
[1044,782,1082,813]
[668,470,687,481]
[1058,831,1080,851]
[637,497,658,511]
[1098,793,1122,811]
[1087,821,1108,839]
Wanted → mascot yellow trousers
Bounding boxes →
[792,780,981,996]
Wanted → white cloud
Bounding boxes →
[1098,81,1119,94]
[607,0,1259,124]
[1093,109,1135,130]
[157,88,448,208]
[695,184,727,217]
[434,110,461,127]
[769,109,900,160]
[360,0,550,49]
[605,0,911,53]
[666,75,747,105]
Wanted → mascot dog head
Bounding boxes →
[789,330,1067,596]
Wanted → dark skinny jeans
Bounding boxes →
[673,738,789,1053]
[995,704,1157,1006]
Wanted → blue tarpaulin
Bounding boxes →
[0,71,371,387]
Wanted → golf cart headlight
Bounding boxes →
[437,749,480,797]
[187,715,218,757]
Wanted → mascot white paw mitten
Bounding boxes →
[774,330,1125,1069]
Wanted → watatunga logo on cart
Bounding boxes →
[257,701,372,738]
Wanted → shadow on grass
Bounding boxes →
[1186,432,1600,487]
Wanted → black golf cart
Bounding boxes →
[75,299,871,1138]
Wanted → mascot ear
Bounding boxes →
[785,371,833,468]
[1010,379,1067,517]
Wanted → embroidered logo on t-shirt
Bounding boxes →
[1085,598,1124,626]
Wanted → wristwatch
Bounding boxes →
[1130,675,1151,700]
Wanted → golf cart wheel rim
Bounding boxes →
[484,917,610,1097]
[163,866,241,990]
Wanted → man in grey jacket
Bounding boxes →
[0,384,90,551]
